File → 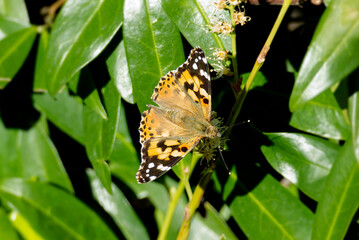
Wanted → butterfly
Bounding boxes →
[136,47,220,183]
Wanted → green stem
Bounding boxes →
[176,162,215,240]
[173,1,292,239]
[229,6,239,82]
[157,181,185,240]
[183,177,193,200]
[157,152,201,239]
[225,0,292,138]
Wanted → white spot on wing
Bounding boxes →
[193,63,198,70]
[148,163,155,168]
[157,164,171,171]
[150,176,156,181]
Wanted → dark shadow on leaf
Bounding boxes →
[0,37,40,129]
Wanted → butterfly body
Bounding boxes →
[137,47,218,183]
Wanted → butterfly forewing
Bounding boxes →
[151,71,203,119]
[175,48,212,121]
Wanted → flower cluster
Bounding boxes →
[196,114,228,162]
[208,0,250,36]
[208,21,234,35]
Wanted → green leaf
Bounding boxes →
[0,17,28,40]
[290,89,350,140]
[172,153,192,180]
[312,139,359,240]
[33,89,84,145]
[0,26,37,85]
[109,103,139,188]
[0,118,73,192]
[33,31,49,91]
[261,132,340,201]
[161,0,232,56]
[348,90,359,163]
[223,165,237,201]
[230,175,313,240]
[83,79,120,193]
[69,69,108,120]
[0,208,19,240]
[241,71,268,90]
[9,211,42,240]
[87,169,150,240]
[44,0,124,94]
[0,0,30,25]
[189,202,238,240]
[0,179,117,240]
[289,0,359,110]
[123,0,184,112]
[107,41,134,104]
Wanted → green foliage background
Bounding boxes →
[0,0,358,239]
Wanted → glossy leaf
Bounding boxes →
[33,89,84,145]
[107,41,134,104]
[0,208,19,240]
[261,132,340,200]
[109,103,139,189]
[43,0,124,94]
[230,175,313,240]
[123,0,184,112]
[241,71,268,90]
[0,0,30,25]
[0,26,37,85]
[9,212,42,240]
[189,202,238,240]
[33,31,49,91]
[84,78,120,193]
[290,89,350,140]
[0,179,117,240]
[87,169,150,240]
[0,118,73,192]
[289,0,359,110]
[348,91,359,162]
[312,139,359,240]
[69,69,108,120]
[161,0,232,56]
[0,17,27,40]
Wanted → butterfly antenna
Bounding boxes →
[218,147,231,175]
[228,119,251,128]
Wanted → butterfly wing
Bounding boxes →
[137,106,201,183]
[137,136,201,183]
[175,47,212,121]
[152,47,211,121]
[137,47,212,184]
[151,71,204,119]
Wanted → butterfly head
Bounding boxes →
[205,125,221,138]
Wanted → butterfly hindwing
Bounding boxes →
[139,105,193,144]
[136,136,201,183]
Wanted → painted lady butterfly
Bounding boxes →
[137,47,220,183]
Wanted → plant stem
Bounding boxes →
[225,0,292,138]
[174,1,292,238]
[158,153,201,239]
[229,6,239,82]
[158,181,185,240]
[176,162,216,240]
